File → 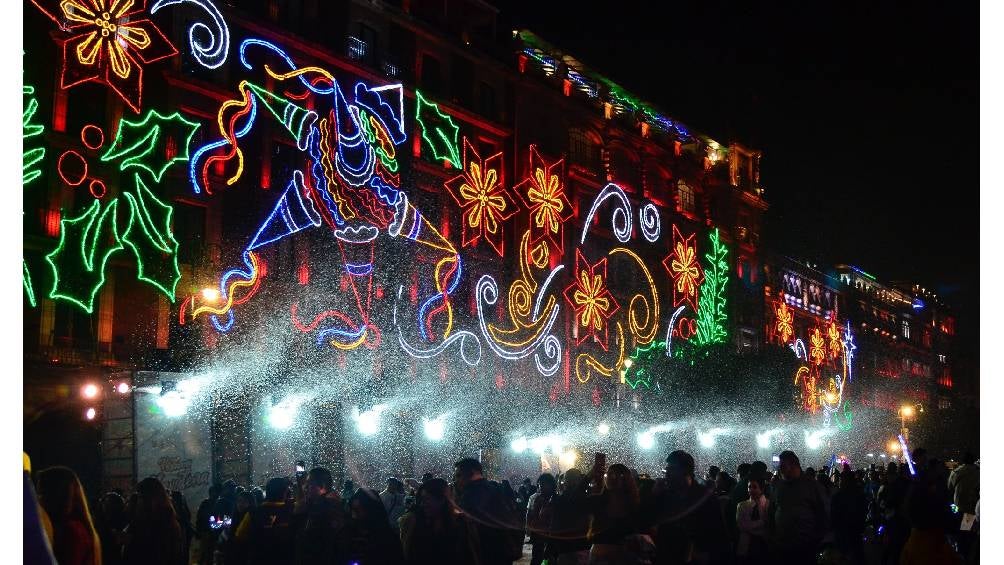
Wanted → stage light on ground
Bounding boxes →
[268,397,304,431]
[81,383,99,399]
[353,404,388,436]
[423,415,446,441]
[511,436,528,453]
[637,432,655,450]
[756,429,781,450]
[85,407,96,420]
[598,422,610,436]
[804,429,832,450]
[157,391,187,417]
[116,382,131,394]
[888,440,900,453]
[698,427,728,449]
[867,453,875,458]
[880,453,887,458]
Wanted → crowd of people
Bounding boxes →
[23,447,979,564]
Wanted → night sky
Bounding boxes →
[496,0,978,349]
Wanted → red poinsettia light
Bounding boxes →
[513,145,573,259]
[30,0,178,113]
[662,225,704,313]
[444,138,520,257]
[563,249,620,350]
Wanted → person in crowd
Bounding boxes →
[587,463,650,563]
[879,462,912,565]
[421,472,435,484]
[24,454,57,564]
[339,488,404,564]
[650,450,729,564]
[705,465,721,489]
[454,457,523,565]
[214,480,238,527]
[121,477,185,565]
[292,467,345,563]
[525,473,557,565]
[736,475,769,565]
[237,477,294,565]
[380,477,408,533]
[766,450,828,563]
[341,479,357,510]
[728,463,753,544]
[948,452,979,556]
[35,466,101,565]
[219,490,256,565]
[195,484,221,565]
[831,469,867,564]
[518,477,537,512]
[547,468,592,564]
[400,477,481,564]
[95,492,127,565]
[168,490,193,561]
[900,468,963,565]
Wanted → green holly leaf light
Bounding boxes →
[101,109,200,182]
[45,200,124,313]
[121,174,182,301]
[415,90,461,168]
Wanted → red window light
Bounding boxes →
[297,263,309,285]
[45,209,61,237]
[52,91,67,133]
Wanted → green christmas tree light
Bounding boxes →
[693,228,729,346]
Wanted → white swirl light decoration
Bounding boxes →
[151,0,230,70]
[640,203,661,242]
[393,286,482,366]
[476,274,560,360]
[532,265,565,377]
[580,183,632,244]
[664,305,687,357]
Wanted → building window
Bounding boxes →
[938,397,951,410]
[901,320,910,339]
[478,82,496,120]
[568,128,599,171]
[420,54,443,96]
[938,354,946,363]
[678,181,695,214]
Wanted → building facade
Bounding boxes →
[22,0,968,497]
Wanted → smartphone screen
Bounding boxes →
[295,460,306,475]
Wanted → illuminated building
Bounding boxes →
[23,0,778,498]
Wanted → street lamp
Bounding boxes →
[898,404,924,442]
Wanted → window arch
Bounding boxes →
[568,128,601,171]
[677,180,696,214]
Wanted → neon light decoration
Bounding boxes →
[45,199,124,313]
[189,39,459,343]
[101,109,201,182]
[639,203,661,243]
[563,249,620,351]
[444,138,519,257]
[826,320,842,360]
[30,0,179,113]
[611,247,660,345]
[120,174,182,300]
[774,295,794,344]
[692,228,728,346]
[415,90,460,167]
[24,82,46,307]
[513,145,573,257]
[150,0,230,69]
[809,328,825,366]
[474,230,562,373]
[623,340,666,389]
[581,183,632,244]
[662,225,703,314]
[23,85,45,185]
